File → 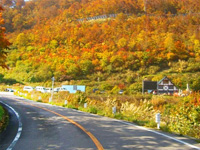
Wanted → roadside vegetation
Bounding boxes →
[0,105,9,133]
[15,87,200,140]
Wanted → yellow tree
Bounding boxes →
[0,6,10,68]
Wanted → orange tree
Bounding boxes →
[0,6,10,68]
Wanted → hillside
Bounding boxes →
[0,0,200,91]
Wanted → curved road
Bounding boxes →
[0,93,200,150]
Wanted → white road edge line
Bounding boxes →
[76,109,200,149]
[0,101,22,150]
[16,96,200,150]
[118,121,200,150]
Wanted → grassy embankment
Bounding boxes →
[0,105,9,132]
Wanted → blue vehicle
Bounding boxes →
[61,85,86,93]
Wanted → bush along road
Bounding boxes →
[0,104,9,133]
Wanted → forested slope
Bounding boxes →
[1,0,200,90]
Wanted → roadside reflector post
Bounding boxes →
[112,106,116,114]
[64,100,68,105]
[84,103,87,108]
[49,97,52,103]
[38,96,42,102]
[155,113,161,129]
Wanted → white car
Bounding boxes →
[46,88,52,93]
[54,87,66,92]
[54,87,60,92]
[5,88,14,92]
[35,86,46,93]
[23,86,34,92]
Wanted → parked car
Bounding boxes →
[5,88,14,92]
[35,86,46,93]
[23,86,34,92]
[59,87,67,91]
[93,88,99,93]
[54,87,66,92]
[54,87,60,92]
[119,90,124,94]
[46,88,52,93]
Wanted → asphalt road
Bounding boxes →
[0,93,200,150]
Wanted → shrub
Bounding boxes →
[110,86,120,94]
[163,97,200,139]
[0,105,9,132]
[128,82,142,94]
[100,83,113,91]
[87,106,98,114]
[148,66,160,74]
[151,96,167,109]
[67,104,78,109]
[120,99,157,126]
[104,97,118,117]
[75,91,87,105]
[0,105,4,121]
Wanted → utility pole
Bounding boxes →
[51,76,55,102]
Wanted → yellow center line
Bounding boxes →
[13,98,104,150]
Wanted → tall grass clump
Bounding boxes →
[120,99,158,127]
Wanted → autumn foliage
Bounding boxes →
[0,6,10,68]
[0,0,200,88]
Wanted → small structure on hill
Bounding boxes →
[157,76,178,94]
[142,76,178,95]
[142,80,158,94]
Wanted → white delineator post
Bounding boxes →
[155,113,161,129]
[39,96,41,101]
[112,106,116,114]
[49,97,52,103]
[84,103,87,108]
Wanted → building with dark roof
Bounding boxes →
[157,76,178,94]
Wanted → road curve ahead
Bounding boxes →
[0,93,200,150]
